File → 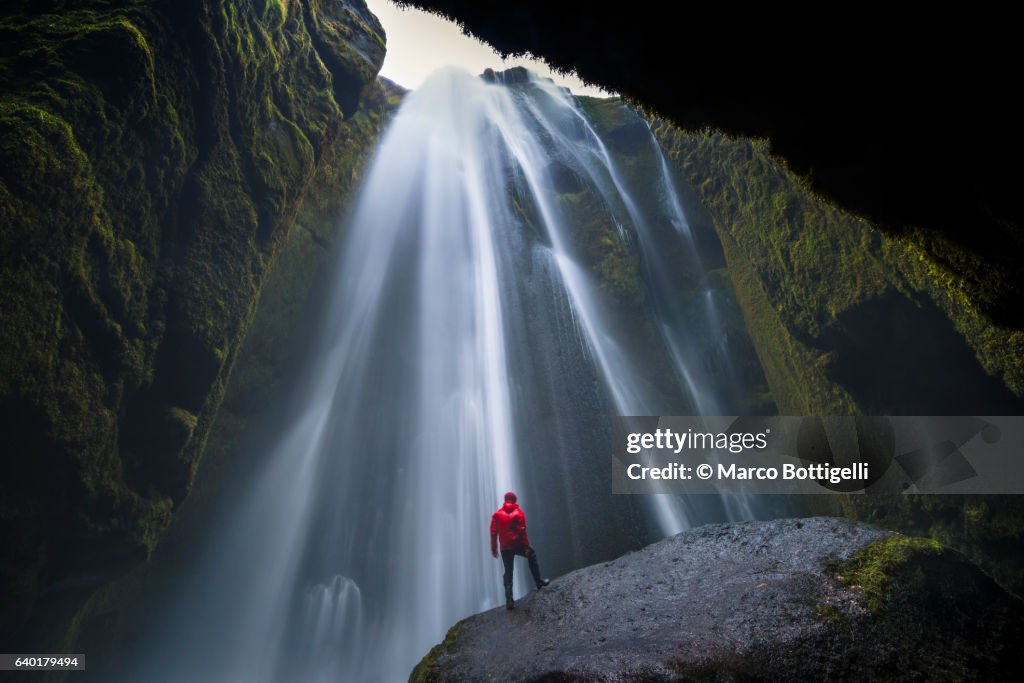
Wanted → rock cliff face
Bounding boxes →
[0,0,384,651]
[411,518,1024,682]
[651,123,1024,596]
[652,127,1024,413]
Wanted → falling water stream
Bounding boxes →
[124,67,765,682]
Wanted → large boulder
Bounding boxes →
[412,517,1024,681]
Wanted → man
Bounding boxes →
[490,491,550,610]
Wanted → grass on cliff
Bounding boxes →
[825,536,943,613]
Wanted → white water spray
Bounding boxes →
[126,67,760,682]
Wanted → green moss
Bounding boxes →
[832,494,1024,597]
[814,602,850,630]
[259,0,288,31]
[652,125,1023,406]
[167,406,198,440]
[826,536,942,614]
[409,622,461,683]
[1,0,385,654]
[716,225,857,414]
[132,495,174,556]
[890,235,1024,396]
[651,122,1024,599]
[195,77,396,500]
[555,190,645,307]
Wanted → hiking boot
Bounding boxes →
[536,578,550,589]
[505,584,515,610]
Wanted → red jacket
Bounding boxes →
[490,501,530,553]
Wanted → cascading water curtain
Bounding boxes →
[125,67,760,683]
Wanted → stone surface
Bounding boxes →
[412,517,1024,681]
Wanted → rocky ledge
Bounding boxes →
[411,517,1024,681]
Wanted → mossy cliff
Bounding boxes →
[651,123,1024,595]
[66,79,401,682]
[0,0,385,652]
[653,126,1023,415]
[192,76,401,500]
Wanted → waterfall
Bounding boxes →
[125,67,761,683]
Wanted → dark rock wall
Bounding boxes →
[71,77,401,683]
[0,0,385,652]
[653,124,1024,596]
[653,127,1024,411]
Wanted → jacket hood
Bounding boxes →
[502,501,519,513]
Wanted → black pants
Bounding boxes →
[501,546,543,589]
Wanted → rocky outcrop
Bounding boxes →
[402,1,1022,328]
[411,517,1024,682]
[0,0,384,652]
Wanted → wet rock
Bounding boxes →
[411,517,1024,681]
